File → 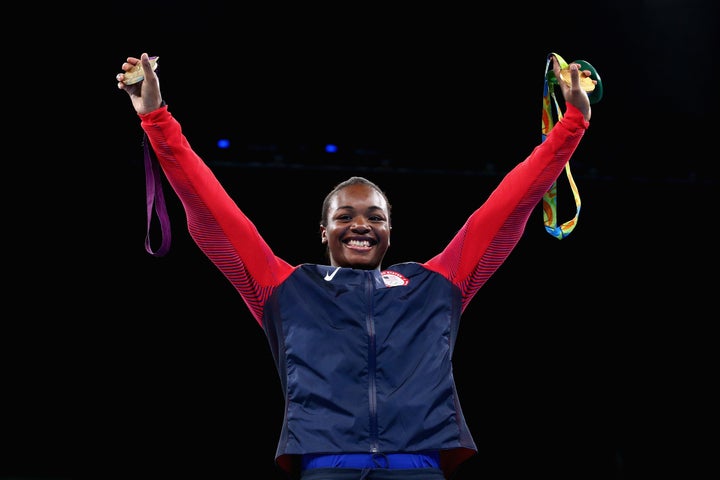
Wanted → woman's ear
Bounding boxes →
[320,226,327,244]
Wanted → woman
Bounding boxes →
[117,52,593,480]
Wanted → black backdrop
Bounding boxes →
[3,1,717,479]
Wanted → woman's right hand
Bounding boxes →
[117,53,164,115]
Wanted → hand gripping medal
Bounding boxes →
[541,52,603,239]
[122,56,159,85]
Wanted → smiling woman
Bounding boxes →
[115,50,596,479]
[319,176,392,270]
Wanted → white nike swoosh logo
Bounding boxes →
[324,267,341,281]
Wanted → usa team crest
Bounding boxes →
[381,270,409,287]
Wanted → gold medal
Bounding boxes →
[123,57,159,85]
[559,68,596,92]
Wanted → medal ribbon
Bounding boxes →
[143,133,172,257]
[541,53,581,240]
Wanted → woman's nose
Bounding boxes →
[351,220,371,232]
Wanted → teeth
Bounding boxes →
[347,240,370,247]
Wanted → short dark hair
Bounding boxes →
[319,176,392,228]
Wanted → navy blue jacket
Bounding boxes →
[263,263,474,464]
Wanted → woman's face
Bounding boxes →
[321,183,391,270]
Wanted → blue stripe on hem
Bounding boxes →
[301,452,440,470]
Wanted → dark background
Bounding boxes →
[3,1,717,479]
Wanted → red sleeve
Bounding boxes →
[139,106,295,326]
[423,104,589,312]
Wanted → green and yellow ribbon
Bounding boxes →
[541,52,581,240]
